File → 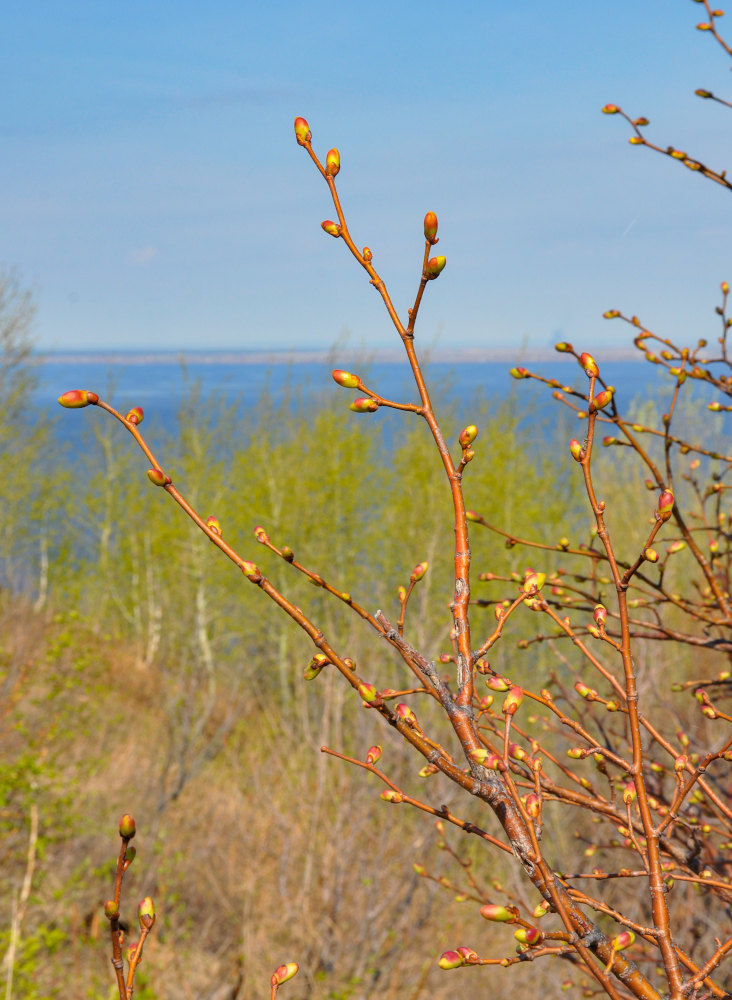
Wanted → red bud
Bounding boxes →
[590,387,614,412]
[410,561,428,583]
[321,220,341,237]
[423,211,438,243]
[480,903,515,922]
[579,352,599,378]
[58,389,99,408]
[119,814,136,839]
[349,397,379,413]
[326,148,340,177]
[569,439,584,462]
[138,897,155,930]
[294,117,311,144]
[125,406,144,425]
[332,369,360,388]
[602,104,619,114]
[459,425,478,448]
[425,256,446,280]
[365,745,382,765]
[438,951,464,970]
[509,366,529,379]
[657,489,674,521]
[272,963,299,986]
[147,468,171,487]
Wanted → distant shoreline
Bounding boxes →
[37,348,642,365]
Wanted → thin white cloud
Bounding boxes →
[127,246,158,266]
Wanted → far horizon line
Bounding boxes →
[38,347,643,365]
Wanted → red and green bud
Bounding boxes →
[119,814,136,839]
[569,439,584,462]
[325,148,340,177]
[459,425,478,448]
[381,789,404,803]
[593,604,607,627]
[125,406,144,425]
[456,947,478,963]
[485,675,511,692]
[321,220,341,237]
[281,545,294,562]
[509,366,529,379]
[349,397,379,413]
[138,897,155,930]
[469,748,503,769]
[206,516,221,536]
[522,570,545,593]
[147,468,171,487]
[657,489,674,521]
[579,352,599,377]
[602,104,619,114]
[644,547,658,563]
[124,846,136,867]
[58,389,99,408]
[525,793,541,819]
[554,341,573,352]
[425,256,446,280]
[358,682,379,703]
[423,211,438,243]
[241,561,263,582]
[272,963,299,986]
[603,309,620,319]
[362,246,372,261]
[395,702,417,726]
[438,951,464,970]
[674,755,687,772]
[294,117,311,144]
[366,745,382,765]
[410,561,428,583]
[514,926,542,945]
[104,900,119,921]
[254,525,269,543]
[480,903,516,923]
[612,931,636,952]
[589,387,614,412]
[502,685,523,716]
[533,899,550,918]
[622,782,637,804]
[332,369,360,388]
[304,653,329,680]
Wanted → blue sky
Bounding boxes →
[3,1,732,356]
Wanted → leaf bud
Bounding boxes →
[272,963,299,986]
[644,547,658,562]
[358,682,379,703]
[119,814,136,839]
[514,926,542,945]
[104,900,120,921]
[381,789,404,803]
[485,675,511,692]
[589,387,614,412]
[321,220,341,237]
[325,148,340,176]
[480,903,516,923]
[438,951,465,970]
[425,256,446,280]
[502,686,523,715]
[509,366,529,379]
[603,310,620,319]
[459,425,478,448]
[254,525,269,543]
[423,211,438,243]
[138,897,155,930]
[593,604,607,627]
[332,369,360,388]
[241,561,263,582]
[674,755,688,772]
[304,653,329,680]
[579,352,599,377]
[602,104,619,114]
[395,702,418,727]
[612,931,636,952]
[147,468,171,487]
[124,846,136,867]
[525,794,541,819]
[657,489,674,521]
[696,88,713,98]
[410,561,428,583]
[569,439,584,462]
[293,117,311,144]
[554,341,573,352]
[58,389,99,408]
[125,406,144,425]
[349,397,379,413]
[362,246,372,261]
[366,745,382,765]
